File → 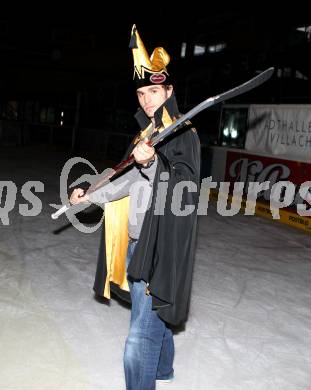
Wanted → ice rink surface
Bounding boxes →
[1,147,310,390]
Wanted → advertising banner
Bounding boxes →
[245,105,311,159]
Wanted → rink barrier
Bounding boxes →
[209,188,311,233]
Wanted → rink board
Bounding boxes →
[208,146,311,233]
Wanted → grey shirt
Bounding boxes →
[89,159,158,239]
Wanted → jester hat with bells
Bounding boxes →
[129,24,171,88]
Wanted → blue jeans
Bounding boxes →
[124,240,174,390]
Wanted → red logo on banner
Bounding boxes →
[224,150,311,213]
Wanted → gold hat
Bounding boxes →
[129,24,171,87]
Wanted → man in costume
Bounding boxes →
[70,25,201,390]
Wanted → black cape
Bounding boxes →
[93,94,201,326]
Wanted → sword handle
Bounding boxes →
[51,204,70,219]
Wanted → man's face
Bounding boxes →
[136,85,172,118]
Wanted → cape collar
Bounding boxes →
[134,92,180,131]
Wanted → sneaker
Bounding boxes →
[156,377,174,384]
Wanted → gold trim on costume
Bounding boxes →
[161,107,174,129]
[134,123,153,145]
[104,197,130,298]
